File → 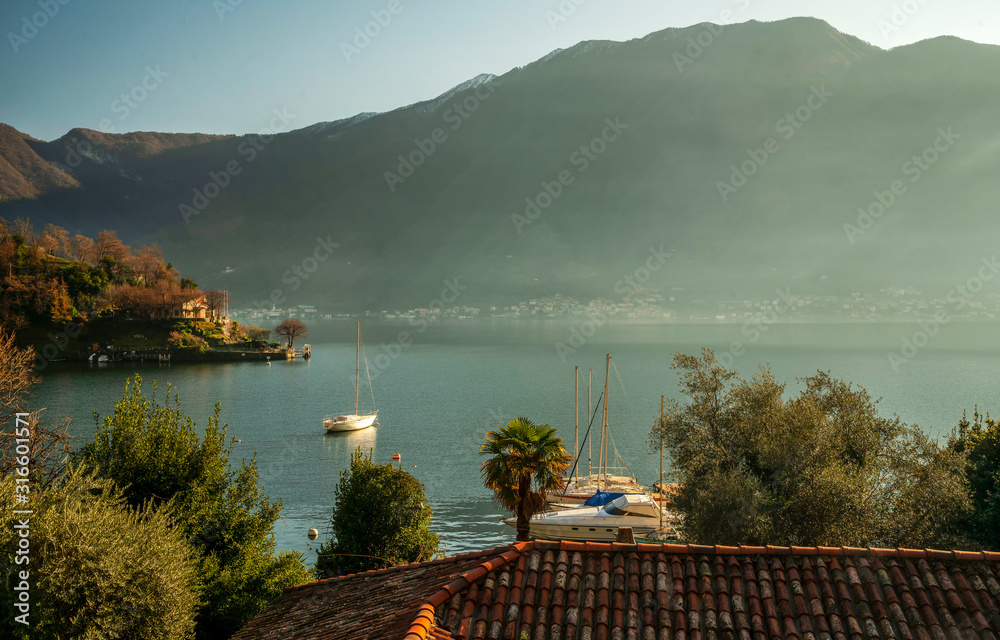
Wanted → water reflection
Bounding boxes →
[322,426,378,457]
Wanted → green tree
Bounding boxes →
[0,466,200,640]
[78,376,311,640]
[653,349,970,548]
[480,417,571,541]
[316,448,439,577]
[948,409,1000,549]
[245,326,270,343]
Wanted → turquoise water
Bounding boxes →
[28,321,1000,561]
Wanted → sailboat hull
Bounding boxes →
[522,520,661,542]
[323,412,378,432]
[504,495,666,542]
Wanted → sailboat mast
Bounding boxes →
[574,365,579,485]
[601,353,610,491]
[660,395,665,529]
[355,320,360,415]
[587,369,592,477]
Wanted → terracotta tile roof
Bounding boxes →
[230,545,520,640]
[234,542,1000,640]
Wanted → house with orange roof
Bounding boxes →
[232,541,1000,640]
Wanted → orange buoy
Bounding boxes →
[391,453,401,462]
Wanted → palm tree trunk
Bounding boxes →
[516,475,531,541]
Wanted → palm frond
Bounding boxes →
[478,416,571,522]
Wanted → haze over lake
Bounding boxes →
[32,321,1000,559]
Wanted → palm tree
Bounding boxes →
[480,417,572,541]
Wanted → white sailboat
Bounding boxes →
[323,321,379,433]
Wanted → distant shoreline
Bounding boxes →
[285,316,1000,326]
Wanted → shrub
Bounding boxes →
[316,448,439,577]
[0,466,200,639]
[168,331,208,350]
[78,377,312,639]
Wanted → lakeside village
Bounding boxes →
[232,285,1000,326]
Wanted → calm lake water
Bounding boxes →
[29,321,1000,562]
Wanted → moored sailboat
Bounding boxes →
[551,354,652,504]
[323,321,379,433]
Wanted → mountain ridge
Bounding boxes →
[2,17,998,310]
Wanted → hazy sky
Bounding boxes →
[3,0,999,141]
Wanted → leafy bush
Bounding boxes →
[192,321,216,334]
[0,466,200,639]
[653,349,970,548]
[245,326,270,343]
[78,377,312,639]
[189,320,225,344]
[948,410,1000,549]
[168,331,208,350]
[316,448,440,577]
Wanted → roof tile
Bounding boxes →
[234,543,1000,640]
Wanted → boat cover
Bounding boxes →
[583,491,625,507]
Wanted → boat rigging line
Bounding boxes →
[561,390,604,497]
[611,358,632,409]
[360,331,377,412]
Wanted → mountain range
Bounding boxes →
[3,17,999,311]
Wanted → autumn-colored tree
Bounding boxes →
[39,224,69,257]
[68,234,96,263]
[128,244,168,284]
[47,280,73,322]
[0,326,73,488]
[273,318,308,348]
[96,283,135,316]
[95,230,129,263]
[0,326,35,428]
[204,290,228,319]
[10,217,35,248]
[229,321,246,341]
[155,280,199,317]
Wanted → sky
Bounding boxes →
[2,0,1000,141]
